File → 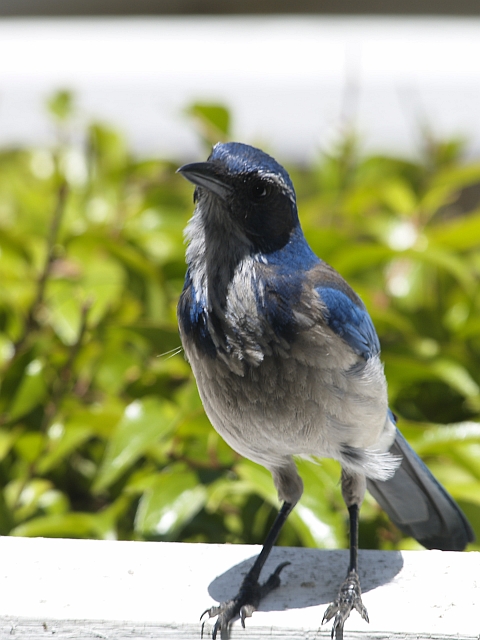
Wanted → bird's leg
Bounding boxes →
[322,473,369,640]
[201,500,293,640]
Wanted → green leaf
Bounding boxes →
[46,249,125,343]
[428,210,480,251]
[94,396,178,492]
[452,482,480,505]
[331,244,394,276]
[236,458,345,549]
[0,426,23,462]
[47,89,75,121]
[94,347,140,395]
[291,459,346,549]
[89,122,128,175]
[60,400,125,441]
[44,284,83,345]
[11,512,104,538]
[235,459,279,505]
[187,103,231,145]
[431,162,480,191]
[405,421,480,454]
[7,359,48,421]
[6,477,53,522]
[385,356,480,400]
[37,423,94,474]
[381,179,418,215]
[0,488,15,534]
[420,184,456,215]
[0,334,14,368]
[13,432,45,464]
[430,360,480,400]
[135,465,206,538]
[405,246,477,293]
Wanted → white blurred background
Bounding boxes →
[2,7,480,161]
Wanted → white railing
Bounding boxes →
[1,536,478,639]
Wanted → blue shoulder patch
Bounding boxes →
[177,272,217,358]
[317,286,380,359]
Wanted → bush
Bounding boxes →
[0,92,479,550]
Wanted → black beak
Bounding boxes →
[177,162,233,201]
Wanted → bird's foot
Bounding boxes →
[201,561,290,640]
[322,569,369,640]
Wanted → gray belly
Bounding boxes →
[187,334,391,474]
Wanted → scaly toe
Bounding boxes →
[200,561,290,639]
[322,569,369,640]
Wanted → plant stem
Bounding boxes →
[13,180,68,357]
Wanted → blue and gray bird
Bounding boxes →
[177,142,473,639]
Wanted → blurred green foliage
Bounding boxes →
[0,91,479,552]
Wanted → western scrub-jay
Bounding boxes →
[177,142,474,639]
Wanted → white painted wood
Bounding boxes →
[0,537,478,639]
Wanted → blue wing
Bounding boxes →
[316,286,380,360]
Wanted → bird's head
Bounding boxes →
[178,142,299,254]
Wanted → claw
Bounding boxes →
[212,618,221,640]
[200,560,290,639]
[322,569,369,640]
[200,610,211,639]
[200,607,213,621]
[239,603,255,627]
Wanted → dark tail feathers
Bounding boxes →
[367,429,474,551]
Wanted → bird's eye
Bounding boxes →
[250,181,271,200]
